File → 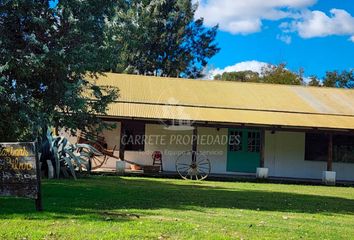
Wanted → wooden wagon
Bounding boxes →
[76,131,162,173]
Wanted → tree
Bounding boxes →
[110,0,219,78]
[0,0,119,141]
[214,71,260,82]
[261,63,304,85]
[323,70,354,88]
[308,76,321,87]
[214,63,304,85]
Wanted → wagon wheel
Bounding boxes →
[175,151,211,180]
[76,141,109,170]
[90,155,107,170]
[77,147,106,170]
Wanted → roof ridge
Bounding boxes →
[103,72,354,92]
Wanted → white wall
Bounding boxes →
[58,121,121,149]
[265,131,326,179]
[264,131,354,181]
[197,127,228,174]
[124,124,230,174]
[125,124,193,171]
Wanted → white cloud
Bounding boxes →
[277,34,292,44]
[291,9,354,38]
[195,1,354,43]
[206,60,268,79]
[195,0,316,34]
[303,76,312,84]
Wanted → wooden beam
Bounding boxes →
[98,116,354,136]
[119,121,126,161]
[327,133,333,171]
[192,126,198,162]
[260,129,265,168]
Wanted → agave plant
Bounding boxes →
[43,129,103,179]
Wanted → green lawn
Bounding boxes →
[1,176,354,240]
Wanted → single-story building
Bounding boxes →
[66,73,354,184]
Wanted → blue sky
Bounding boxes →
[50,0,352,79]
[195,0,354,79]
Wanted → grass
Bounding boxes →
[0,176,354,240]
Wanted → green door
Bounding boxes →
[227,129,261,173]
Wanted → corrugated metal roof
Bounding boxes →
[94,73,354,130]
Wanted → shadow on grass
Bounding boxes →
[1,176,353,221]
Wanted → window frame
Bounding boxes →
[247,131,260,153]
[304,133,354,163]
[228,130,243,152]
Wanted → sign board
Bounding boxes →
[0,142,42,211]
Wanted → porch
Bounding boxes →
[65,120,354,184]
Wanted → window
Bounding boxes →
[228,130,261,152]
[247,131,260,152]
[333,135,354,163]
[305,133,354,163]
[305,133,328,162]
[229,130,242,151]
[122,121,145,151]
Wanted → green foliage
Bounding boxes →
[303,71,353,88]
[215,63,304,85]
[323,70,354,88]
[215,64,353,89]
[308,76,321,87]
[0,0,119,141]
[110,0,219,78]
[215,71,260,82]
[261,63,304,85]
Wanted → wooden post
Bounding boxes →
[35,142,43,211]
[327,133,333,171]
[192,126,198,162]
[119,122,126,161]
[260,129,265,168]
